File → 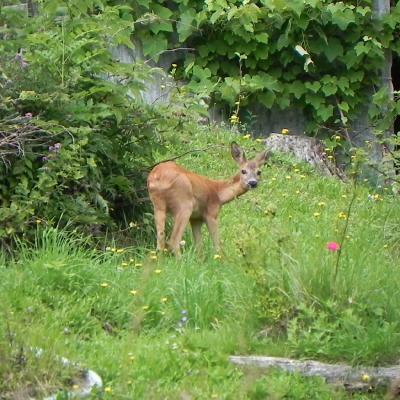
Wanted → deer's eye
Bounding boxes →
[241,169,247,174]
[257,170,261,176]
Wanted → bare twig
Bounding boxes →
[144,144,226,171]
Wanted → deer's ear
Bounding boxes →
[231,142,246,164]
[255,149,271,166]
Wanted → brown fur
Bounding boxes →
[147,142,269,256]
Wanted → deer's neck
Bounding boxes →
[216,174,247,205]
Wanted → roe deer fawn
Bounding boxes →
[147,142,270,256]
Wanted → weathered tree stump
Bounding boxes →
[229,355,400,394]
[264,134,347,180]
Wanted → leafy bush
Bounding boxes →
[0,1,206,246]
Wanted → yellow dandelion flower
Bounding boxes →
[121,262,128,267]
[142,305,149,310]
[213,254,222,260]
[288,215,293,219]
[285,175,291,180]
[271,177,277,181]
[116,248,124,253]
[111,247,117,252]
[72,384,80,390]
[150,255,158,260]
[334,135,341,140]
[171,63,177,68]
[256,138,264,143]
[160,297,168,303]
[154,269,162,274]
[294,168,300,173]
[104,387,112,393]
[36,219,41,224]
[341,194,347,199]
[313,212,321,217]
[281,128,289,135]
[300,175,306,179]
[318,202,326,207]
[361,374,370,383]
[338,212,347,220]
[243,133,251,139]
[130,290,138,296]
[383,244,388,249]
[134,263,142,268]
[327,155,334,160]
[295,190,300,194]
[100,282,109,288]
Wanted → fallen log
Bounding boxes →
[229,355,400,394]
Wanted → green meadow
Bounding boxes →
[1,127,399,399]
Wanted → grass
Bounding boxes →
[1,126,399,398]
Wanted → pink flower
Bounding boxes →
[326,242,340,252]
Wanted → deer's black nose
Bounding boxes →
[248,180,258,188]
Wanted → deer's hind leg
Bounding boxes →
[149,194,167,251]
[169,208,192,257]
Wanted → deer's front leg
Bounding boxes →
[205,214,220,253]
[190,219,203,251]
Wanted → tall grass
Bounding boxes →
[1,126,399,398]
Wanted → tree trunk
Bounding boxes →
[27,0,38,17]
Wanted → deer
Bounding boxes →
[147,142,270,256]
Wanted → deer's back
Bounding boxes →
[147,162,220,215]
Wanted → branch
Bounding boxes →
[144,144,226,172]
[230,355,400,393]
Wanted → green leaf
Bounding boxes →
[141,34,168,61]
[290,0,305,16]
[192,65,212,81]
[224,76,241,94]
[210,9,225,24]
[258,91,275,108]
[255,33,269,44]
[316,104,334,121]
[290,81,306,99]
[324,38,343,62]
[220,83,237,105]
[177,8,197,42]
[321,82,337,97]
[151,4,173,20]
[305,81,321,93]
[339,102,349,113]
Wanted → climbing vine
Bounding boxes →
[132,0,400,132]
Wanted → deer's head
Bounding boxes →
[231,142,270,189]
